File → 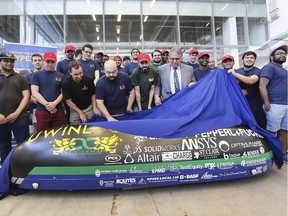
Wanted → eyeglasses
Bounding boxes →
[83,50,92,54]
[170,58,181,61]
[105,70,117,75]
[2,59,15,63]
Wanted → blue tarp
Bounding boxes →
[88,69,282,167]
[0,68,283,198]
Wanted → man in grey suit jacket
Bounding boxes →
[154,47,196,106]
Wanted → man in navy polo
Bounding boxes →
[96,60,134,121]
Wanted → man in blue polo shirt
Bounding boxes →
[193,52,212,81]
[79,44,100,84]
[124,48,140,76]
[96,60,134,121]
[259,45,288,163]
[31,52,65,132]
[56,45,76,78]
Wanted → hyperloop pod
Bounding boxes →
[9,125,273,190]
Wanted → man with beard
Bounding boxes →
[150,49,162,71]
[0,52,30,164]
[228,51,266,129]
[124,48,140,76]
[161,50,169,64]
[131,53,158,111]
[94,52,107,77]
[193,52,212,81]
[96,60,134,121]
[122,56,131,67]
[259,45,288,163]
[57,45,76,78]
[113,55,126,73]
[62,60,100,124]
[56,45,76,124]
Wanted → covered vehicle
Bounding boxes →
[0,69,282,196]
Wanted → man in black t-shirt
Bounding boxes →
[62,60,100,124]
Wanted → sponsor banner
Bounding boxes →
[17,159,273,190]
[28,151,273,177]
[24,125,271,164]
[4,42,57,70]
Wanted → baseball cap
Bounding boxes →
[189,49,199,55]
[123,56,130,61]
[95,52,103,56]
[64,45,75,53]
[43,52,57,62]
[0,52,17,60]
[138,53,150,63]
[221,55,234,62]
[271,45,287,56]
[198,52,210,59]
[161,49,169,54]
[113,55,122,61]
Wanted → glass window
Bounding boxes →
[142,0,177,51]
[67,15,103,44]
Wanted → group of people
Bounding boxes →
[0,44,287,164]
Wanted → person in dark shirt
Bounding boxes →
[31,52,65,132]
[62,60,100,124]
[96,60,134,121]
[184,49,199,70]
[124,48,140,76]
[193,52,212,81]
[79,44,100,84]
[56,45,75,78]
[229,51,266,129]
[0,52,30,164]
[259,45,288,162]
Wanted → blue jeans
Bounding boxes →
[0,115,29,164]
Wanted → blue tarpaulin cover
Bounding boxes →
[0,69,283,199]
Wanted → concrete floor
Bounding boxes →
[1,164,287,216]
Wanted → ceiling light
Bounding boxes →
[144,16,148,22]
[117,14,121,22]
[206,22,210,27]
[117,37,120,42]
[96,25,100,32]
[116,25,121,34]
[221,4,229,11]
[92,14,96,21]
[97,36,100,41]
[150,0,155,8]
[216,27,220,31]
